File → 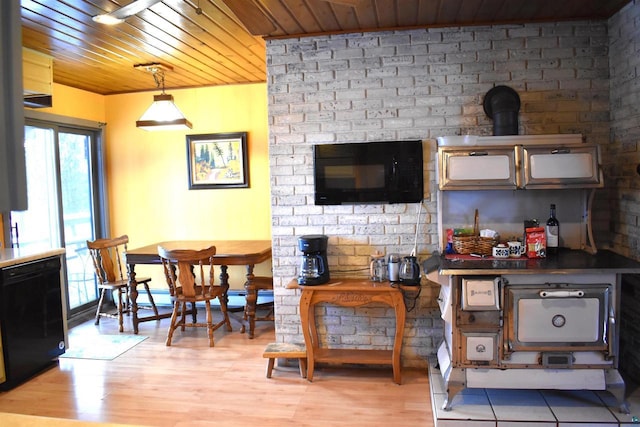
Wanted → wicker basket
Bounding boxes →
[452,209,498,256]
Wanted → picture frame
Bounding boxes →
[186,132,249,189]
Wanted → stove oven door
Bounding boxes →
[505,283,610,353]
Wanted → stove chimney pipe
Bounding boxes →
[483,85,521,136]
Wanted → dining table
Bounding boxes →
[124,240,272,338]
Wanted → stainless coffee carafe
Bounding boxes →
[369,252,387,282]
[399,255,421,285]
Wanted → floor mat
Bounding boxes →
[59,334,148,360]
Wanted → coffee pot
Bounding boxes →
[399,255,421,286]
[369,252,387,282]
[297,235,330,286]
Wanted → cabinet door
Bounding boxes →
[523,145,603,188]
[438,147,520,190]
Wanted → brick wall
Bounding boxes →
[267,20,613,368]
[607,0,640,259]
[608,0,640,385]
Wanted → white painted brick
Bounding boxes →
[353,99,384,110]
[447,74,479,84]
[364,47,398,58]
[286,62,319,73]
[430,64,462,74]
[510,70,543,81]
[347,58,382,70]
[508,26,541,38]
[414,54,446,65]
[349,78,384,89]
[335,48,364,59]
[267,18,619,369]
[348,36,381,48]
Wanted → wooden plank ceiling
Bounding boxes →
[21,0,631,95]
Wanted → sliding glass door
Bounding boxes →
[10,122,104,316]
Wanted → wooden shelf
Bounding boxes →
[315,348,393,365]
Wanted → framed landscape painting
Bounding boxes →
[186,132,249,189]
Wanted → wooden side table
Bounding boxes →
[292,278,406,384]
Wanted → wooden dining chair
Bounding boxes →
[87,235,159,333]
[158,245,232,347]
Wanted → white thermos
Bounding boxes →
[388,254,400,282]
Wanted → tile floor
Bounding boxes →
[428,360,640,426]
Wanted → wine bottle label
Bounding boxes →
[546,225,559,247]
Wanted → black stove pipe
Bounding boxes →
[483,85,521,136]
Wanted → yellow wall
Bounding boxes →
[34,82,272,289]
[40,83,107,122]
[104,84,272,288]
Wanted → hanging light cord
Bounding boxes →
[148,66,166,93]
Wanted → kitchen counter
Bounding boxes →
[439,249,640,276]
[0,247,65,268]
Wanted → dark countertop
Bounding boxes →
[439,249,640,276]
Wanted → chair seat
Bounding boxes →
[98,276,151,289]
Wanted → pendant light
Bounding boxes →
[135,63,192,131]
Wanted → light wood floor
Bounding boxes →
[0,309,434,427]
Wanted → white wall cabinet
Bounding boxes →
[522,144,602,188]
[437,134,603,190]
[438,146,520,190]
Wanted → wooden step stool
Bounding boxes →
[263,342,307,378]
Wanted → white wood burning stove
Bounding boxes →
[434,134,640,413]
[436,271,633,412]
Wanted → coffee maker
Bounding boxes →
[297,234,330,285]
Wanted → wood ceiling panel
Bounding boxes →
[331,1,365,30]
[437,0,464,25]
[127,6,258,83]
[456,0,487,25]
[304,0,342,33]
[20,0,632,95]
[396,1,420,28]
[374,0,397,28]
[281,0,323,33]
[416,0,443,26]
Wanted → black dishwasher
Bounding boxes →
[0,256,65,390]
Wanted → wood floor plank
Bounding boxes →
[0,312,434,426]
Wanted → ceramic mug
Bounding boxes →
[492,245,509,258]
[507,241,525,258]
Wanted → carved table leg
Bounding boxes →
[244,264,257,339]
[391,292,405,385]
[127,263,140,334]
[219,265,233,332]
[299,290,315,382]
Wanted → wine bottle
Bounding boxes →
[546,204,559,255]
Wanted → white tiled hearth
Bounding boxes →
[428,360,640,426]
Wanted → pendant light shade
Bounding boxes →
[136,94,192,131]
[134,62,193,131]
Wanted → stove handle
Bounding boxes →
[539,290,584,298]
[607,306,615,360]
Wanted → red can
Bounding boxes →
[525,227,546,258]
